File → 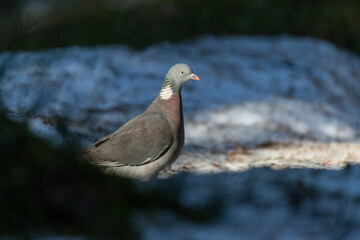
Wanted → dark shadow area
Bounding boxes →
[0,112,221,238]
[0,0,359,54]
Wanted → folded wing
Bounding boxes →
[88,113,173,166]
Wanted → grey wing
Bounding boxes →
[89,113,174,166]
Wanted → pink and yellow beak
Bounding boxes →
[190,73,200,81]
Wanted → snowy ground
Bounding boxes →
[1,35,360,239]
[1,35,359,171]
[140,167,360,240]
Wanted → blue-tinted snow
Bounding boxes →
[1,36,360,147]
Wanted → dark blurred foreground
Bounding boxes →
[0,114,218,239]
[1,0,360,54]
[0,113,137,238]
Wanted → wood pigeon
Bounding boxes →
[85,63,200,180]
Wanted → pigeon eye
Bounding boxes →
[181,71,184,74]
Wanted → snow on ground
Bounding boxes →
[140,166,360,240]
[1,35,359,169]
[1,35,360,239]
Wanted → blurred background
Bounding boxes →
[1,0,360,239]
[1,0,360,53]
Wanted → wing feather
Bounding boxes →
[89,113,173,166]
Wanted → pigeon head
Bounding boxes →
[166,63,200,84]
[159,63,199,100]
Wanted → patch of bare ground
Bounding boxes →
[160,141,360,177]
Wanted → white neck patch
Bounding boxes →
[159,85,173,100]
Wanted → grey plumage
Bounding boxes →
[85,63,199,180]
